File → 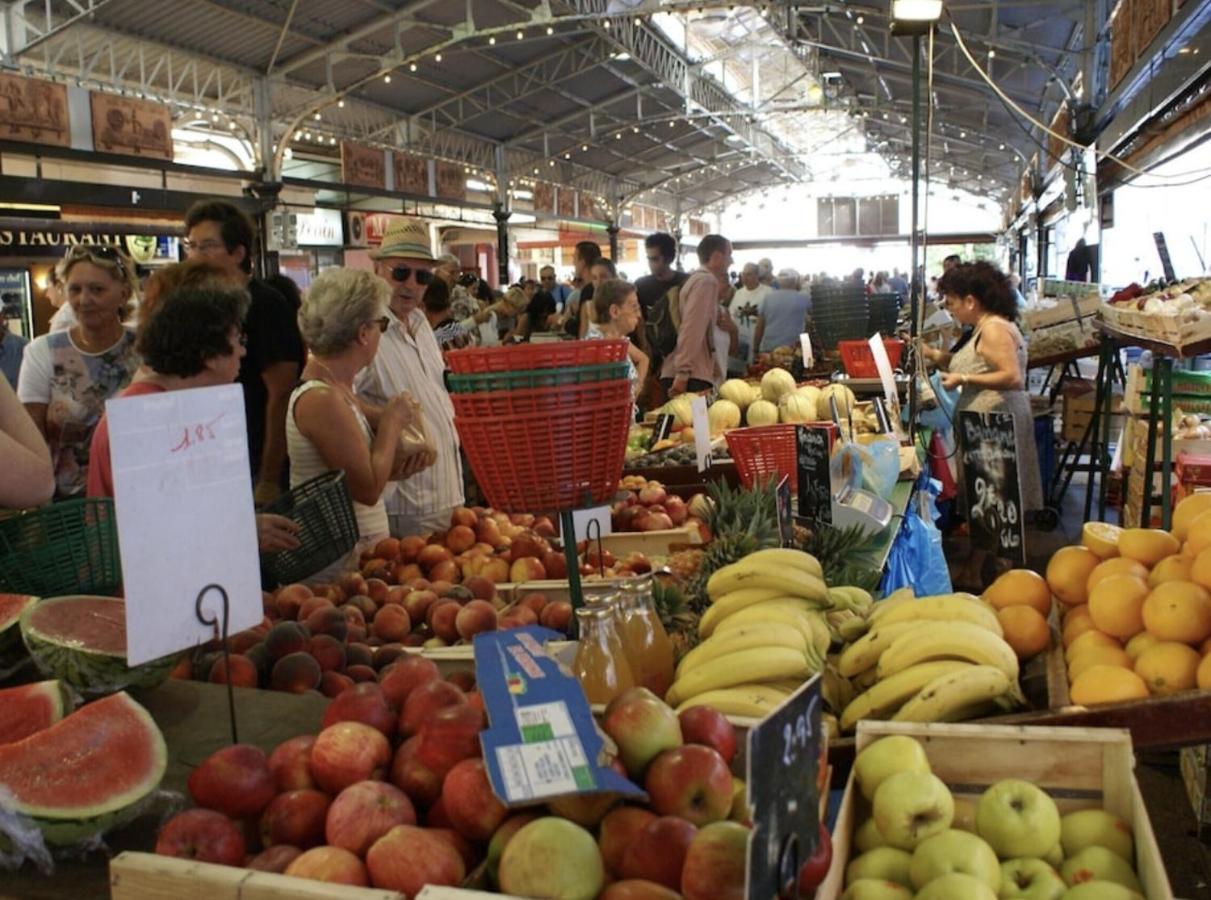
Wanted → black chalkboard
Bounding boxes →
[649,414,674,448]
[797,425,832,527]
[776,476,793,547]
[746,675,822,900]
[958,410,1025,565]
[1153,232,1176,282]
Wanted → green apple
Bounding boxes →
[872,770,954,850]
[1044,844,1064,867]
[951,795,978,832]
[854,735,931,802]
[914,871,998,900]
[845,847,912,888]
[1060,809,1134,862]
[976,779,1061,859]
[855,817,888,853]
[1000,858,1066,900]
[1060,882,1144,900]
[909,829,1000,892]
[729,776,748,822]
[841,879,913,900]
[1060,846,1141,892]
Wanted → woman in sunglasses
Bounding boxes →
[18,244,141,499]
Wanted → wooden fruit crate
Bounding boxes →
[1110,0,1136,88]
[816,721,1173,899]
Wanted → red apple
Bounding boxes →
[509,556,547,583]
[797,822,833,897]
[598,806,657,876]
[429,826,482,871]
[542,550,569,579]
[309,722,392,794]
[284,846,368,886]
[246,844,302,873]
[665,496,689,526]
[678,706,737,765]
[155,809,245,865]
[601,880,683,900]
[441,758,507,841]
[680,821,749,900]
[268,735,317,792]
[259,789,331,849]
[416,703,484,777]
[620,816,698,890]
[365,825,466,893]
[322,682,396,738]
[638,485,667,506]
[389,735,442,808]
[379,654,440,709]
[603,687,684,780]
[187,744,276,820]
[645,745,733,826]
[400,678,467,736]
[325,780,417,857]
[642,512,674,531]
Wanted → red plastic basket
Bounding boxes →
[445,339,630,374]
[450,378,632,418]
[455,399,633,512]
[725,425,800,491]
[838,339,905,377]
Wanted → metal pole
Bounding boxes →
[493,204,511,289]
[908,34,922,433]
[607,221,620,261]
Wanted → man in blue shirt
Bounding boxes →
[0,313,27,387]
[539,264,570,308]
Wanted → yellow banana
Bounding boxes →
[869,587,915,622]
[706,586,783,608]
[837,620,934,677]
[675,684,793,718]
[873,593,1004,637]
[820,664,856,715]
[706,562,829,605]
[892,665,1014,723]
[828,586,875,614]
[740,547,824,580]
[712,599,826,649]
[766,678,808,695]
[676,624,807,679]
[665,646,813,707]
[700,589,802,635]
[852,667,879,692]
[876,621,1020,682]
[839,660,973,731]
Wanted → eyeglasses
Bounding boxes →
[64,244,129,279]
[371,316,390,333]
[389,265,434,285]
[182,239,226,254]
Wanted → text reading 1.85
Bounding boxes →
[171,412,226,453]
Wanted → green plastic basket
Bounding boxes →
[260,471,358,586]
[0,498,123,596]
[447,361,630,394]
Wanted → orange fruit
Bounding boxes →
[1191,548,1211,591]
[1065,629,1121,663]
[1080,522,1122,559]
[984,569,1051,616]
[1087,575,1148,639]
[1046,546,1101,607]
[1086,557,1149,595]
[1134,642,1201,695]
[997,606,1051,659]
[1143,581,1211,644]
[1184,509,1211,557]
[1125,631,1161,660]
[1069,645,1135,681]
[1198,653,1211,690]
[1070,664,1150,706]
[1118,528,1181,567]
[1062,606,1097,648]
[1173,493,1211,542]
[1148,554,1193,588]
[1201,636,1211,656]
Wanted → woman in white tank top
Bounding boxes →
[290,269,419,584]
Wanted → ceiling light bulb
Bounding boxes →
[330,136,337,145]
[603,19,610,28]
[489,36,496,45]
[582,145,588,151]
[337,99,345,108]
[960,130,966,137]
[564,153,570,159]
[549,160,555,166]
[546,26,554,35]
[517,30,524,39]
[384,74,391,83]
[633,126,639,132]
[313,112,321,120]
[409,62,417,71]
[856,14,864,24]
[616,132,622,139]
[988,49,996,58]
[998,143,1005,150]
[435,53,442,62]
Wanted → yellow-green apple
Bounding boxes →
[619,816,697,890]
[854,735,932,802]
[154,809,246,866]
[976,779,1061,859]
[1044,843,1064,867]
[499,817,604,900]
[855,817,888,852]
[259,789,330,848]
[600,880,682,899]
[728,777,749,823]
[599,806,657,875]
[845,847,912,888]
[914,872,998,900]
[284,846,368,886]
[187,744,276,819]
[325,781,416,856]
[797,822,833,896]
[840,880,913,900]
[677,705,737,764]
[1060,846,1142,892]
[441,758,508,841]
[602,687,683,779]
[1060,809,1134,862]
[365,824,465,893]
[485,813,540,888]
[679,820,749,900]
[308,722,391,794]
[951,795,978,832]
[872,771,954,850]
[909,829,1000,891]
[645,745,733,826]
[1059,882,1144,899]
[1000,858,1066,899]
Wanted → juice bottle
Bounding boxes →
[572,605,636,705]
[588,593,641,681]
[619,575,676,699]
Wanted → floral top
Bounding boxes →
[17,328,140,499]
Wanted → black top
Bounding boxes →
[635,271,688,317]
[240,278,305,478]
[525,291,558,339]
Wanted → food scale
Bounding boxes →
[829,396,895,535]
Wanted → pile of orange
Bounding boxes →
[1038,498,1211,708]
[983,569,1052,660]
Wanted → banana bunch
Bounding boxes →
[837,592,1025,731]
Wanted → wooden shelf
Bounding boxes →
[1095,320,1211,360]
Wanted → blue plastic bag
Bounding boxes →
[916,371,960,433]
[879,473,952,597]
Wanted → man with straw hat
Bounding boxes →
[355,217,463,537]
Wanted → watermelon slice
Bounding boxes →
[0,692,166,845]
[0,594,37,671]
[20,596,180,696]
[0,680,70,745]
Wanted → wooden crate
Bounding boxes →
[1134,0,1172,57]
[816,721,1173,899]
[1110,0,1137,88]
[1061,381,1125,443]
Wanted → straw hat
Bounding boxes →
[371,217,435,261]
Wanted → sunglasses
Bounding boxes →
[64,244,129,278]
[389,265,434,285]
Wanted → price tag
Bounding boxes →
[799,332,814,370]
[958,410,1025,565]
[796,424,835,528]
[107,385,262,665]
[775,476,793,547]
[690,394,712,473]
[649,413,675,449]
[746,675,823,900]
[867,333,897,409]
[570,506,611,543]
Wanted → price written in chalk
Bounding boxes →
[781,696,819,766]
[171,412,227,453]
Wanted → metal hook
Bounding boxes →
[195,583,239,745]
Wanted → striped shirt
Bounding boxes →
[354,307,463,527]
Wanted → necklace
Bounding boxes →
[306,358,358,403]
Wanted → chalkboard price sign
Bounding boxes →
[649,414,675,449]
[776,475,793,547]
[746,675,822,899]
[796,425,833,527]
[958,410,1025,565]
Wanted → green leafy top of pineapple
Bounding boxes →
[800,523,883,592]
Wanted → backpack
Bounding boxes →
[646,283,682,358]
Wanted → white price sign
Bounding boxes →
[108,385,262,665]
[867,332,897,409]
[799,332,814,370]
[690,393,712,473]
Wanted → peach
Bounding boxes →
[532,516,557,538]
[208,654,259,687]
[392,561,422,584]
[384,584,408,606]
[365,578,391,605]
[346,664,377,682]
[361,558,391,581]
[429,601,461,643]
[271,652,322,693]
[373,604,412,643]
[451,507,478,529]
[475,518,502,546]
[296,594,332,622]
[374,643,405,670]
[346,594,378,622]
[373,538,400,560]
[305,606,348,642]
[338,572,369,598]
[275,583,312,620]
[398,535,427,563]
[509,535,541,561]
[345,643,374,668]
[308,634,346,672]
[446,525,477,554]
[430,559,462,584]
[429,579,454,596]
[542,550,568,579]
[417,544,453,573]
[539,601,573,633]
[403,589,438,623]
[498,608,538,629]
[455,600,498,641]
[519,592,550,615]
[463,575,496,602]
[341,605,366,631]
[509,556,547,583]
[265,621,310,660]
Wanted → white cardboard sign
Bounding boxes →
[108,384,262,665]
[570,505,612,543]
[799,332,814,370]
[867,332,897,409]
[690,393,712,472]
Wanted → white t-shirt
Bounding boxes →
[731,284,770,362]
[48,304,76,332]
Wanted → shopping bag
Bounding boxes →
[879,474,952,597]
[389,395,437,480]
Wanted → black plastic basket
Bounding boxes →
[0,498,123,596]
[811,286,870,351]
[868,292,901,336]
[260,471,358,586]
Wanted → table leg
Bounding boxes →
[1141,356,1164,528]
[1084,341,1111,521]
[1160,357,1174,531]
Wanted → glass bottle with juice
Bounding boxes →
[618,575,676,699]
[572,605,636,705]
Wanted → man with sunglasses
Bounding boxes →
[354,218,463,538]
[183,200,304,507]
[538,265,569,307]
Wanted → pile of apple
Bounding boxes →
[156,671,771,899]
[612,476,710,540]
[181,577,573,695]
[842,735,1145,900]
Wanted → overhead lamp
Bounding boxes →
[890,0,942,35]
[337,99,345,108]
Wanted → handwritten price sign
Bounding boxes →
[171,412,226,453]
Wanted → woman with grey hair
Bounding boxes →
[289,268,419,580]
[753,268,812,355]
